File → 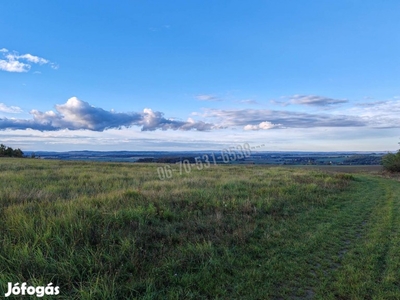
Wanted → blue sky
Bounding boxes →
[1,0,399,151]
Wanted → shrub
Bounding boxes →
[382,150,400,172]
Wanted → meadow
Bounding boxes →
[0,158,399,299]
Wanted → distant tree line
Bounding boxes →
[0,144,24,158]
[343,155,382,165]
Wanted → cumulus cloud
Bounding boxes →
[0,48,56,73]
[0,97,215,132]
[140,108,214,131]
[0,59,31,73]
[243,121,278,130]
[0,103,23,114]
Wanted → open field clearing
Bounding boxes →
[0,159,400,299]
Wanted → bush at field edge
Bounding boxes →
[382,150,400,172]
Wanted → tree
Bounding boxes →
[382,143,400,172]
[0,144,5,155]
[0,144,24,158]
[4,147,13,156]
[13,148,24,157]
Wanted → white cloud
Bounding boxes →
[347,98,400,128]
[0,103,23,114]
[0,48,56,73]
[0,59,31,72]
[0,97,215,132]
[1,95,399,137]
[16,53,49,64]
[243,121,278,131]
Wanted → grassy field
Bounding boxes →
[289,164,383,173]
[0,159,399,299]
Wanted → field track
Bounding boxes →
[286,175,400,299]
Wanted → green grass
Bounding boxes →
[0,158,399,299]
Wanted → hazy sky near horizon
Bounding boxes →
[1,1,399,151]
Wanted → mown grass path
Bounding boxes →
[221,175,400,299]
[319,176,400,300]
[0,160,399,299]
